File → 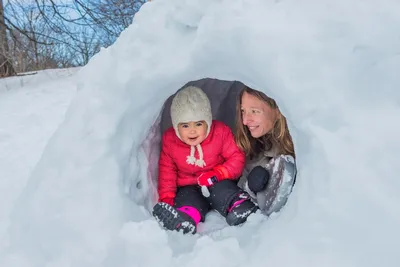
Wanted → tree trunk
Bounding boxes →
[0,0,16,77]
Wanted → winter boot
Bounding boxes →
[225,193,258,226]
[152,202,197,234]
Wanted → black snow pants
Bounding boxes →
[174,180,247,221]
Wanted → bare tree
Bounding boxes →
[1,0,147,77]
[0,0,16,77]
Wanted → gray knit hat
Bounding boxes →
[170,86,212,167]
[171,86,212,139]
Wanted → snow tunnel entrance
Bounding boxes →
[140,78,296,212]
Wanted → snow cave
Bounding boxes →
[7,0,398,265]
[139,77,297,218]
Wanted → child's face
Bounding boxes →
[178,121,208,146]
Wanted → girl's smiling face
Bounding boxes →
[178,120,208,146]
[241,92,278,138]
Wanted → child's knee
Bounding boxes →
[207,180,244,216]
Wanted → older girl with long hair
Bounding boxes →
[235,86,297,215]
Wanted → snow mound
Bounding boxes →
[3,0,400,266]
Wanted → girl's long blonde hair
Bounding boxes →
[235,86,295,159]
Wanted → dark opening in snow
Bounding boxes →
[140,78,295,212]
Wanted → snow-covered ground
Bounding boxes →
[1,0,400,266]
[0,68,79,251]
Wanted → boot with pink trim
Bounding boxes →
[225,193,258,226]
[152,202,201,234]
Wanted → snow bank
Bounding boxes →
[4,0,400,266]
[0,68,78,253]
